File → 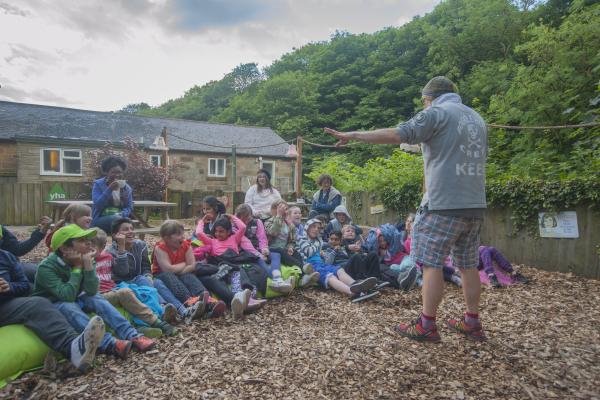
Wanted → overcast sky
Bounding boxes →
[0,0,439,111]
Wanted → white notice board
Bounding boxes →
[538,211,579,238]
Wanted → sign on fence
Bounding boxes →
[46,183,67,201]
[538,211,579,238]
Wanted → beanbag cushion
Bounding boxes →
[0,307,131,388]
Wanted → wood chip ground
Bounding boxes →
[1,228,599,400]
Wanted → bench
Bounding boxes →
[135,227,160,240]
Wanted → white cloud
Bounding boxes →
[0,0,439,111]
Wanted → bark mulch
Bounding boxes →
[1,228,599,400]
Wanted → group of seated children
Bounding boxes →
[0,194,527,374]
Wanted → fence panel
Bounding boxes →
[0,182,89,226]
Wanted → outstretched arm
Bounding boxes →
[324,127,402,146]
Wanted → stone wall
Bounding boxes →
[168,150,294,193]
[16,142,96,183]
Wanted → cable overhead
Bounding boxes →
[165,122,598,150]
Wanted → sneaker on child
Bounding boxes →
[397,266,418,292]
[349,277,377,294]
[245,297,267,313]
[162,303,178,324]
[112,339,133,359]
[205,297,226,319]
[137,326,163,339]
[152,319,178,337]
[269,276,294,295]
[131,336,156,352]
[299,271,320,288]
[350,290,380,303]
[231,291,246,320]
[70,316,105,372]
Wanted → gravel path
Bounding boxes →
[1,228,599,400]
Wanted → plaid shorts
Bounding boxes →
[411,212,483,269]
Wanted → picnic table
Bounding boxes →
[286,201,310,209]
[45,200,177,229]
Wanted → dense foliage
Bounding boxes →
[128,0,599,229]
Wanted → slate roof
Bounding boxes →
[0,101,290,157]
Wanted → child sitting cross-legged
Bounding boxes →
[152,220,226,323]
[236,204,294,295]
[33,225,156,359]
[196,214,267,320]
[91,228,178,337]
[298,219,379,302]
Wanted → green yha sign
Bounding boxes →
[47,183,67,201]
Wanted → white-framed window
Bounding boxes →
[150,154,161,167]
[208,158,226,177]
[40,148,82,176]
[260,160,275,182]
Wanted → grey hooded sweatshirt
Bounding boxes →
[396,93,487,214]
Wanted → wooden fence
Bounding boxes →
[0,182,90,226]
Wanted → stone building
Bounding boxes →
[0,101,296,193]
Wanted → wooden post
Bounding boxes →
[295,136,302,199]
[231,144,237,202]
[161,126,169,202]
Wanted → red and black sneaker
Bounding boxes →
[446,317,487,341]
[205,297,226,319]
[184,296,200,307]
[112,339,133,359]
[394,315,441,343]
[131,336,157,352]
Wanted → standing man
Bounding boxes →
[325,76,488,342]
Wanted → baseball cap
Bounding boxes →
[51,224,97,251]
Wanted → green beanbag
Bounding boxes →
[0,324,52,388]
[263,265,303,299]
[0,307,131,388]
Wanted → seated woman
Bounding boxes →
[309,174,342,220]
[244,169,282,220]
[91,156,133,234]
